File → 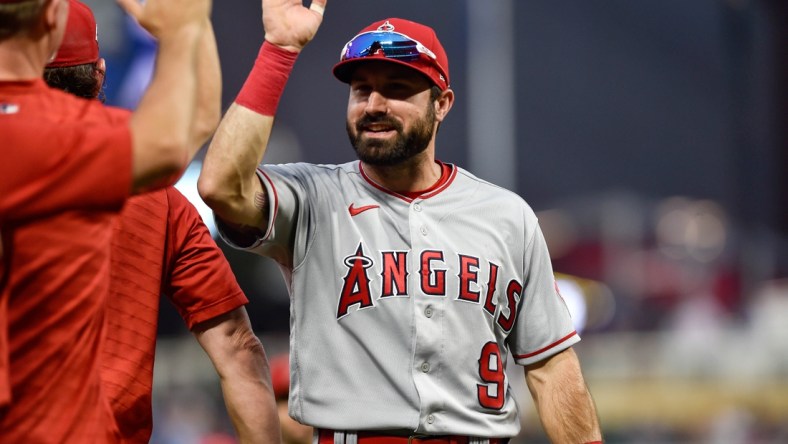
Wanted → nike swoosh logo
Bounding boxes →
[349,203,380,217]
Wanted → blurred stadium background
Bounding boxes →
[82,0,787,442]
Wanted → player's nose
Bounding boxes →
[364,91,388,115]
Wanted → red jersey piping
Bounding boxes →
[358,161,457,203]
[513,331,578,359]
[257,168,279,240]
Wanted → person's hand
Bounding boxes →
[117,0,211,39]
[262,0,327,53]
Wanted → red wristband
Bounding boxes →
[235,41,298,116]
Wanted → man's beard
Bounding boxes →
[346,104,436,166]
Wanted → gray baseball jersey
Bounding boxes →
[219,160,579,437]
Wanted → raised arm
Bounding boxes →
[524,347,603,443]
[189,19,222,149]
[117,0,212,193]
[198,0,326,232]
[193,308,280,444]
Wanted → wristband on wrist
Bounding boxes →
[235,41,298,116]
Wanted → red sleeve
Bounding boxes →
[0,118,132,221]
[161,187,248,329]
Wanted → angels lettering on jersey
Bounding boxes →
[337,242,521,332]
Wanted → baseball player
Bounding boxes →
[41,2,281,443]
[200,0,602,442]
[0,0,213,441]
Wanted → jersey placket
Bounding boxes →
[408,197,445,432]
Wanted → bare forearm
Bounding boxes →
[199,0,327,227]
[191,19,222,147]
[194,308,281,444]
[198,103,273,227]
[130,24,202,192]
[525,348,602,443]
[218,340,281,444]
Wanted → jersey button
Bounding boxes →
[427,414,435,424]
[424,306,433,318]
[421,362,430,373]
[420,226,428,236]
[413,203,422,212]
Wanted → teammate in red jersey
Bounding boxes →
[0,0,214,441]
[40,2,281,443]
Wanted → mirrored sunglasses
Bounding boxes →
[340,30,438,62]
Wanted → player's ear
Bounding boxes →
[44,0,67,30]
[44,0,70,63]
[435,88,454,123]
[93,58,107,100]
[95,58,107,82]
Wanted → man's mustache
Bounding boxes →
[356,115,403,133]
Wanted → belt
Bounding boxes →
[318,429,509,444]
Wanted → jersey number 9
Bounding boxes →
[477,341,505,410]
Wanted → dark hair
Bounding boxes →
[429,85,443,102]
[0,0,43,41]
[43,62,106,102]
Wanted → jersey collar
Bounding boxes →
[358,160,457,203]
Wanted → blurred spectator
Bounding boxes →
[151,386,230,444]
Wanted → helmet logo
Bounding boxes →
[378,21,395,32]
